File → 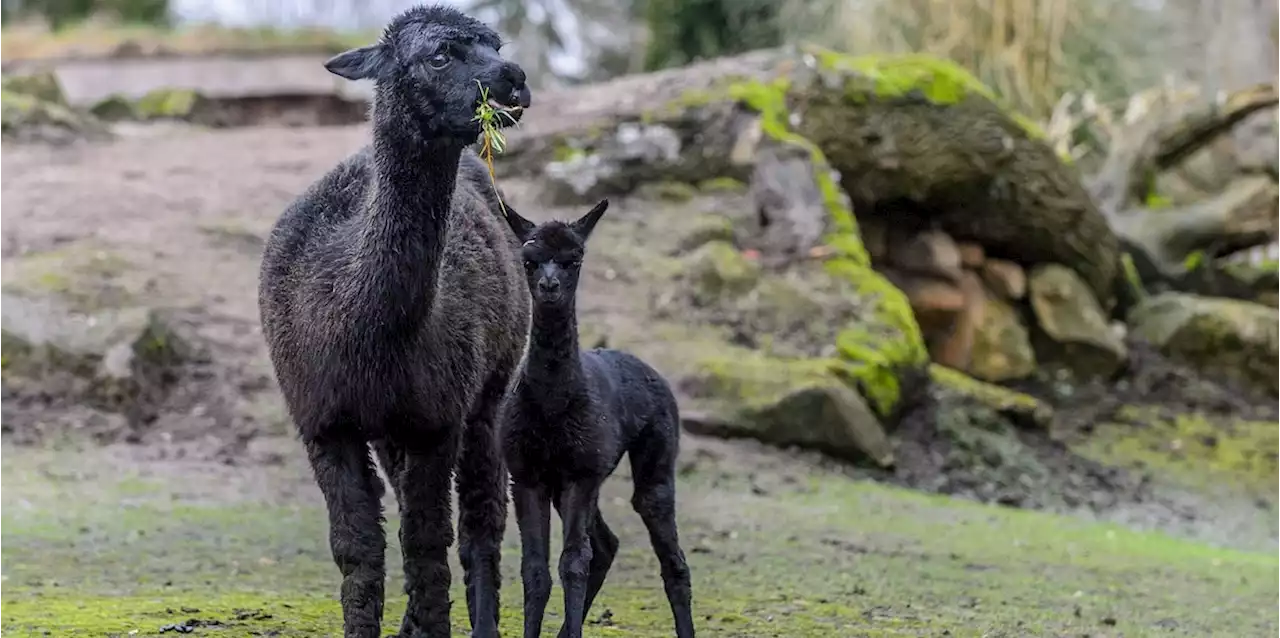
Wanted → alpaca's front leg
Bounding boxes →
[457,403,509,638]
[398,434,459,638]
[514,483,552,638]
[305,435,387,638]
[557,482,600,638]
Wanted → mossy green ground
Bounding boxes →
[3,438,1275,637]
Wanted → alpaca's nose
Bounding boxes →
[501,62,531,108]
[537,277,559,294]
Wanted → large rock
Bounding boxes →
[494,47,1121,306]
[968,290,1037,382]
[1028,263,1128,378]
[1128,293,1279,397]
[679,351,894,466]
[1,293,185,417]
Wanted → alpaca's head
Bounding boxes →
[504,199,609,307]
[323,5,530,142]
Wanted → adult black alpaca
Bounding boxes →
[500,200,696,638]
[257,6,531,638]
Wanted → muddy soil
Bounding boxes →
[3,122,1277,549]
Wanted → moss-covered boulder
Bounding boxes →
[1127,293,1279,397]
[2,71,66,104]
[89,88,205,122]
[679,351,893,466]
[497,47,1120,307]
[1,293,186,416]
[1,79,108,142]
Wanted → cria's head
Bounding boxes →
[323,4,530,142]
[504,199,609,307]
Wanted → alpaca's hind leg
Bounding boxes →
[397,430,460,638]
[456,385,509,638]
[555,508,618,638]
[557,481,601,638]
[305,434,387,638]
[373,439,405,505]
[514,483,553,638]
[630,433,695,638]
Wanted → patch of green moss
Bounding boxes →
[1144,192,1174,209]
[88,93,139,120]
[1,71,65,104]
[2,243,134,312]
[804,46,1048,141]
[674,214,736,253]
[727,76,927,418]
[929,364,1053,428]
[696,176,747,193]
[551,139,588,163]
[1,88,93,133]
[1120,253,1146,300]
[688,353,836,409]
[1182,249,1206,272]
[684,240,760,301]
[1076,406,1279,498]
[635,180,699,203]
[134,88,201,119]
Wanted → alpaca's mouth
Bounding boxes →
[486,98,523,122]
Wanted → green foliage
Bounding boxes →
[8,0,169,29]
[643,0,781,71]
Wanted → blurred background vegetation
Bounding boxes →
[2,0,1276,119]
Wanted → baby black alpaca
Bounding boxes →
[501,200,696,638]
[257,6,530,638]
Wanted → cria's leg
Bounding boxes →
[396,430,459,638]
[373,439,405,505]
[305,434,386,638]
[557,481,600,638]
[456,379,509,638]
[556,509,618,638]
[630,421,695,638]
[514,483,553,638]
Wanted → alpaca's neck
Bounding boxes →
[354,97,464,331]
[523,300,584,393]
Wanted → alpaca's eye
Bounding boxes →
[427,52,450,70]
[523,260,536,270]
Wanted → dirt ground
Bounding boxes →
[2,124,1277,636]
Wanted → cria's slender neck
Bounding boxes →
[524,300,584,392]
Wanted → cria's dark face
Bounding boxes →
[520,225,585,306]
[323,6,530,140]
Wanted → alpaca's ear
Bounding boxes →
[569,199,609,241]
[325,44,391,81]
[503,206,537,242]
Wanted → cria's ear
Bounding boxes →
[324,44,391,81]
[569,199,609,241]
[502,205,537,242]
